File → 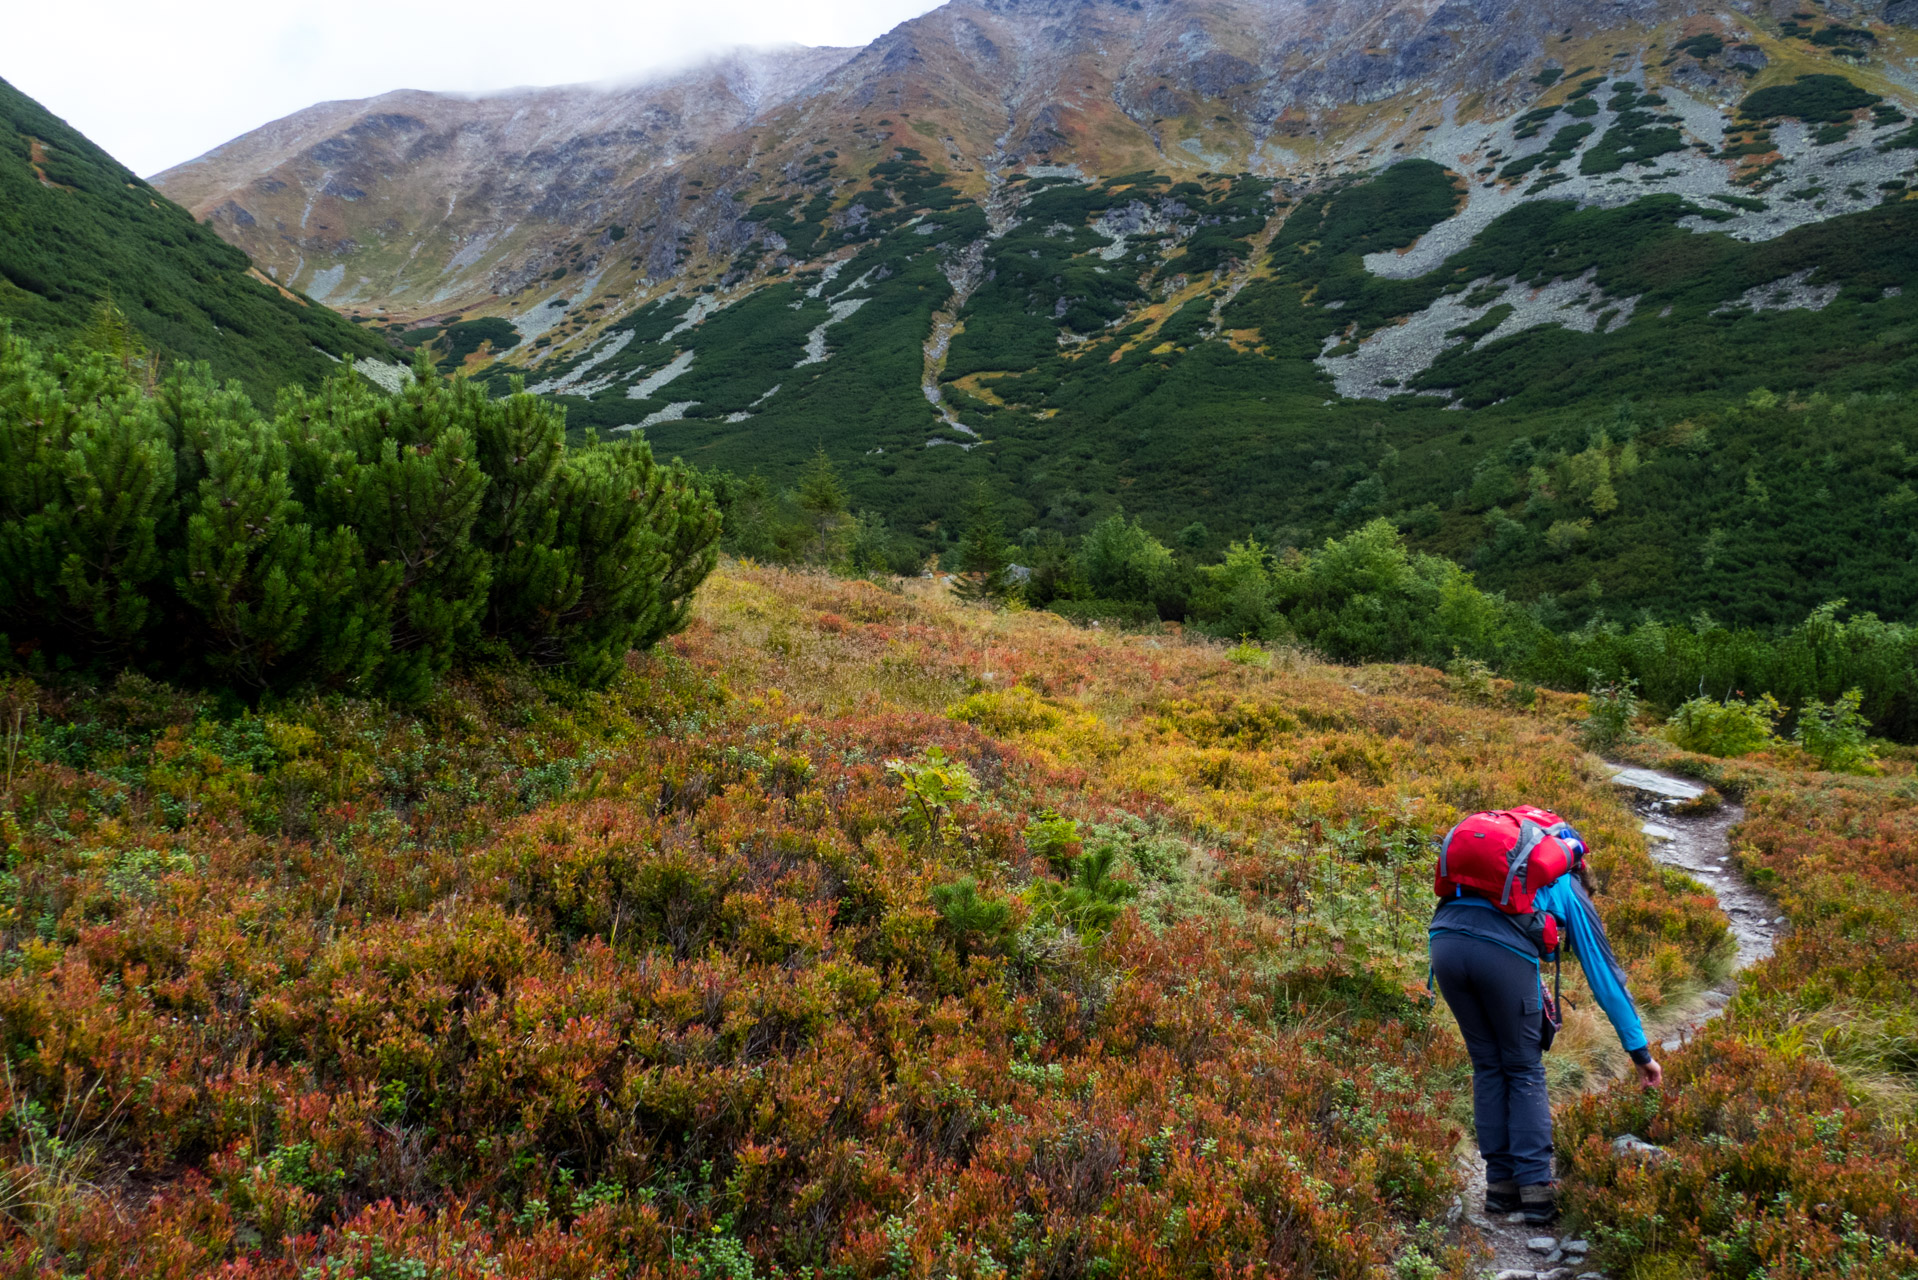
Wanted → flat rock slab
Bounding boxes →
[1610,766,1706,800]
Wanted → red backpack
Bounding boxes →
[1435,807,1578,948]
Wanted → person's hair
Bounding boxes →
[1571,860,1596,895]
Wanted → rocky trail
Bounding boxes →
[1460,764,1783,1280]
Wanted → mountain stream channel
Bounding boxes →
[1458,764,1784,1279]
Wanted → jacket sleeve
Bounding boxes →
[1541,877,1652,1063]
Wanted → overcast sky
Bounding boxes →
[9,0,942,178]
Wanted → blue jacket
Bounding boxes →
[1429,875,1650,1060]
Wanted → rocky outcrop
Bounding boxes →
[152,0,1912,367]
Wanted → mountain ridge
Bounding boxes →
[154,44,865,313]
[0,75,398,399]
[153,1,1918,338]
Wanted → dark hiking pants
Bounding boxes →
[1430,932,1552,1185]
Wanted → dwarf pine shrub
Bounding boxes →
[0,328,719,697]
[930,876,1017,960]
[1026,844,1137,935]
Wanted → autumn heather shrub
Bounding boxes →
[1560,738,1918,1275]
[0,563,1746,1277]
[1560,1032,1918,1278]
[0,662,1467,1273]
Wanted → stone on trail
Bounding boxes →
[1561,1239,1590,1255]
[1609,767,1705,800]
[1527,1236,1558,1253]
[1612,1133,1666,1160]
[1492,1271,1538,1280]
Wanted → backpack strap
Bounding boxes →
[1501,820,1547,907]
[1438,828,1455,880]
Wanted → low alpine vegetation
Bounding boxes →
[1561,737,1918,1277]
[0,561,1740,1278]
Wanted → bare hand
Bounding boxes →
[1637,1058,1664,1089]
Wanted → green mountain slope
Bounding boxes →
[517,149,1918,630]
[0,76,391,398]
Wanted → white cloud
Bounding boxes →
[5,0,942,178]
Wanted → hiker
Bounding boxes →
[1429,805,1662,1226]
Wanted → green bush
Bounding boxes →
[0,328,719,697]
[1664,693,1781,757]
[1580,674,1641,750]
[1076,513,1174,607]
[1266,519,1519,665]
[1226,640,1274,667]
[1023,811,1083,874]
[1192,540,1281,640]
[1793,687,1878,773]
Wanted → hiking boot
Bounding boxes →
[1520,1183,1559,1226]
[1484,1181,1520,1215]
